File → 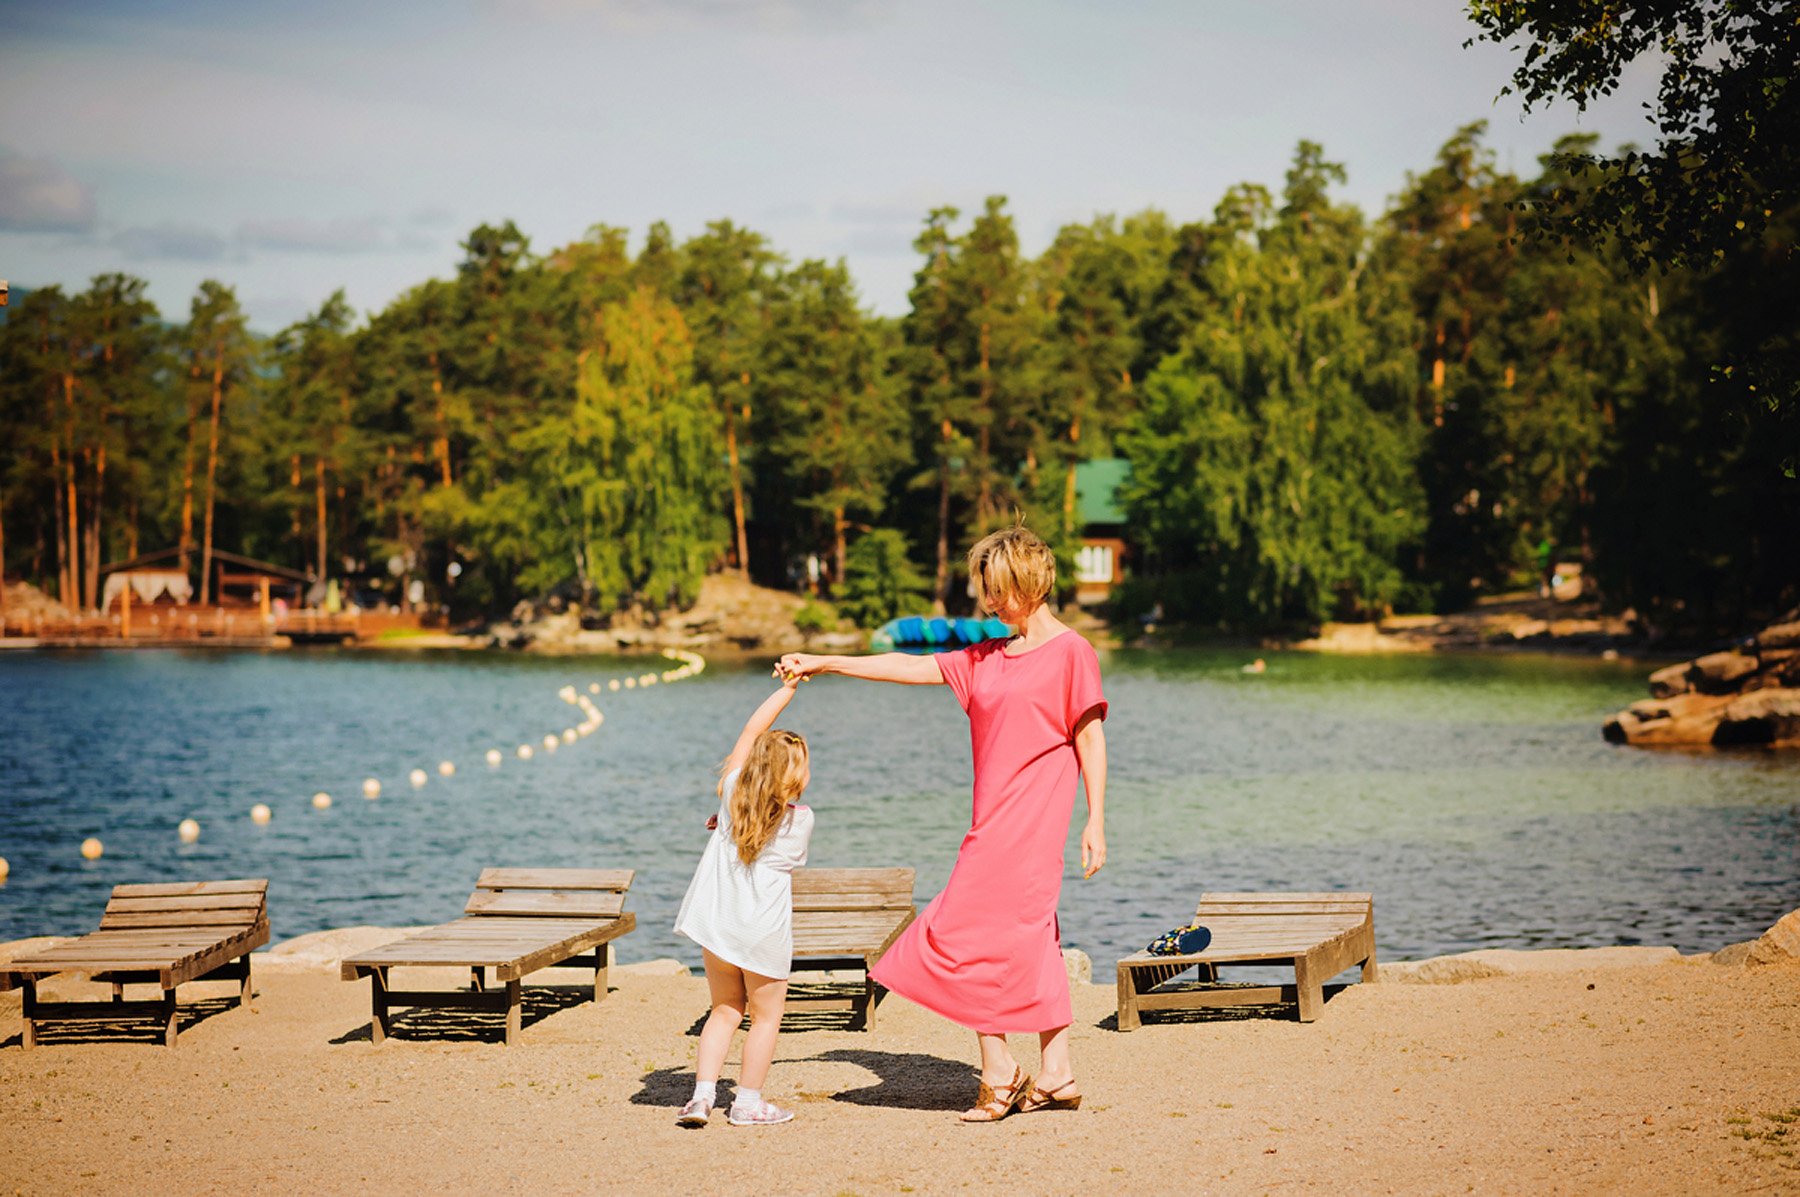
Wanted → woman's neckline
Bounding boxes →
[1001,626,1076,658]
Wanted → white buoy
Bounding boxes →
[251,803,272,825]
[559,685,578,704]
[641,674,657,686]
[486,748,503,766]
[438,761,455,777]
[0,856,8,881]
[518,744,534,760]
[589,683,601,694]
[561,728,576,743]
[312,792,332,809]
[622,677,635,689]
[178,818,200,842]
[542,734,558,752]
[363,778,382,798]
[81,837,104,860]
[409,768,429,788]
[609,679,622,691]
[577,722,594,737]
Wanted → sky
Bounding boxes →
[0,0,1664,330]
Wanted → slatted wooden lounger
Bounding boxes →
[787,867,917,1030]
[1116,892,1375,1030]
[1,879,270,1049]
[339,868,635,1046]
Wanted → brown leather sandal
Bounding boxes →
[1019,1078,1083,1113]
[958,1065,1032,1123]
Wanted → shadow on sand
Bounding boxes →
[328,984,594,1046]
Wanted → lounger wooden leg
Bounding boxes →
[861,975,884,1032]
[1117,965,1141,1032]
[504,979,522,1046]
[240,955,253,1004]
[1293,954,1323,1023]
[370,967,390,1046]
[470,967,484,992]
[1362,946,1379,983]
[593,943,609,1003]
[162,987,179,1048]
[112,980,124,1002]
[21,977,37,1051]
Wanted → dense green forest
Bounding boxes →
[2,125,1794,633]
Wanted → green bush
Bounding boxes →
[793,600,837,636]
[836,529,933,629]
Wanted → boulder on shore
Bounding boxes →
[1603,617,1800,747]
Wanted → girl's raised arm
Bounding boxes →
[777,652,945,686]
[721,676,801,781]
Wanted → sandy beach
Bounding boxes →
[3,933,1796,1196]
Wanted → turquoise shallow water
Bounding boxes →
[0,646,1795,968]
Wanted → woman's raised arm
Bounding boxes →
[778,652,945,686]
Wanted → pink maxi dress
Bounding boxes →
[869,629,1107,1033]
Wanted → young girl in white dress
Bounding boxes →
[673,673,813,1128]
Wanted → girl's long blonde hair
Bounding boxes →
[726,728,809,865]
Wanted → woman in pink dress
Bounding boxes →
[779,526,1107,1123]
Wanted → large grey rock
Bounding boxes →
[1711,941,1757,967]
[1748,910,1800,967]
[1648,662,1693,698]
[1379,946,1681,984]
[1755,621,1800,650]
[1715,689,1800,746]
[257,926,432,971]
[614,958,691,977]
[1062,948,1092,986]
[1689,651,1760,694]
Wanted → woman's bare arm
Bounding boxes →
[778,652,945,686]
[1073,710,1107,877]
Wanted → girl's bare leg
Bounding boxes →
[1036,1025,1078,1096]
[738,968,790,1091]
[696,949,746,1085]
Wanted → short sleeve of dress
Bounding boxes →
[1065,637,1107,733]
[935,645,978,711]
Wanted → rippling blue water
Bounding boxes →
[1,646,1795,967]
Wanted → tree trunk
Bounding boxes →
[1062,414,1081,540]
[199,349,224,605]
[0,490,7,630]
[315,455,328,584]
[179,366,199,577]
[50,408,68,610]
[935,416,953,610]
[976,321,993,525]
[64,372,80,613]
[84,442,104,613]
[430,349,452,487]
[726,397,750,581]
[833,501,847,595]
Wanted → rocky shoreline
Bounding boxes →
[1604,619,1800,747]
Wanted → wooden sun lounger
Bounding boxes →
[1,879,270,1049]
[1116,892,1375,1030]
[339,868,635,1046]
[787,868,917,1030]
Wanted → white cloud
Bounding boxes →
[237,216,388,254]
[111,221,232,261]
[0,149,98,232]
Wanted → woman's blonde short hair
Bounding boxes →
[968,525,1055,615]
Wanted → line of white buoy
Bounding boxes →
[26,650,708,863]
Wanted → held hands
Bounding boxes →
[773,653,825,683]
[1080,820,1106,879]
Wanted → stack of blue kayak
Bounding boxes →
[869,615,1013,650]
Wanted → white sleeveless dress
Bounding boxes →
[674,768,814,980]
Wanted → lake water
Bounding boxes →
[1,646,1796,969]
